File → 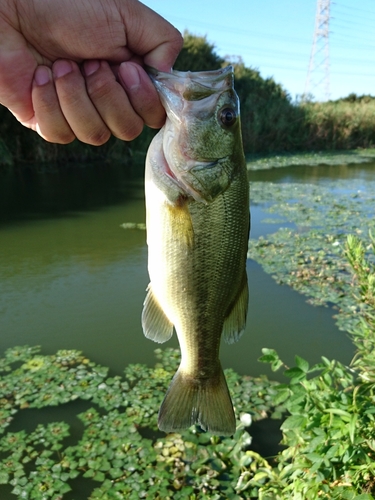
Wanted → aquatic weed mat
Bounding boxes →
[248,179,375,333]
[246,149,375,170]
[0,346,282,499]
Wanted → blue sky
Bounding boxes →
[141,0,375,102]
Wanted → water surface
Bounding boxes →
[1,161,370,380]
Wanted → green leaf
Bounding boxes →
[93,471,106,482]
[309,458,324,474]
[284,367,306,382]
[60,482,72,494]
[258,348,281,367]
[348,414,358,444]
[252,471,270,482]
[281,414,307,430]
[295,355,309,373]
[0,471,9,484]
[324,408,351,417]
[272,388,290,405]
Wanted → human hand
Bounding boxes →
[0,0,183,144]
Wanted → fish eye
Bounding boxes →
[219,107,237,127]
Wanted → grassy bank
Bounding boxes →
[302,99,375,150]
[2,96,375,169]
[239,84,375,154]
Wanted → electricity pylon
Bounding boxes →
[304,0,331,101]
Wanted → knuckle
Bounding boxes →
[172,30,184,52]
[115,122,143,141]
[42,132,75,145]
[84,128,111,146]
[55,134,76,144]
[36,125,76,144]
[86,77,113,102]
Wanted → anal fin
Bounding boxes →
[142,284,174,343]
[223,273,249,344]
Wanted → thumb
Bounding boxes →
[0,21,38,124]
[122,1,183,72]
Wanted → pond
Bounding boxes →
[2,160,373,382]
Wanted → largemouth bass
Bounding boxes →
[142,66,250,436]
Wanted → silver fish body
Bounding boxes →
[142,66,250,435]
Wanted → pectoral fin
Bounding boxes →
[166,198,194,247]
[142,285,174,343]
[223,274,249,344]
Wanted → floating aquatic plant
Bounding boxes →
[120,222,146,230]
[248,179,375,333]
[246,149,375,170]
[0,346,282,499]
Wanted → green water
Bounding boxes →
[1,161,372,380]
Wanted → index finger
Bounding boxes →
[118,61,165,129]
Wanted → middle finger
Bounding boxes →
[82,59,145,141]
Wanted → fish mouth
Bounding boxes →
[147,66,233,97]
[147,66,234,114]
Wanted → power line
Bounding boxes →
[334,6,375,23]
[334,3,375,16]
[169,15,314,45]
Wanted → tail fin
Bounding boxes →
[158,365,236,436]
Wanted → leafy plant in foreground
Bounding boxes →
[257,234,375,499]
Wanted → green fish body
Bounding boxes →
[142,66,250,435]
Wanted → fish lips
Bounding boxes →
[147,66,234,123]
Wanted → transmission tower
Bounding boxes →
[304,0,331,101]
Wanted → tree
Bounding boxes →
[174,31,224,72]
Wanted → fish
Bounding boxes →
[142,66,250,436]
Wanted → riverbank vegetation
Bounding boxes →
[1,32,375,168]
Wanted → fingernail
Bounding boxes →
[83,60,100,77]
[53,60,73,79]
[119,62,140,90]
[34,66,51,86]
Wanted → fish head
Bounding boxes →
[149,66,244,203]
